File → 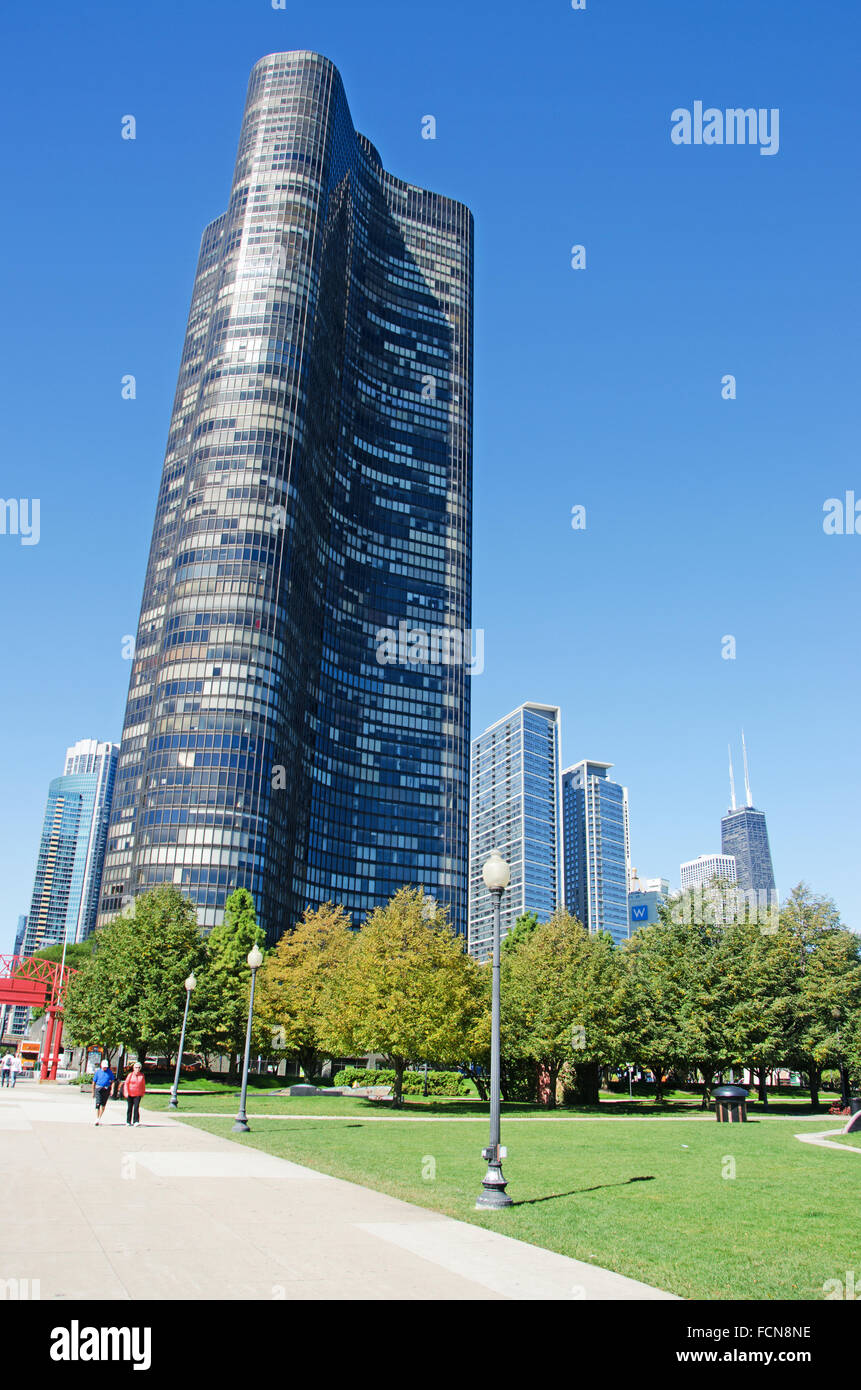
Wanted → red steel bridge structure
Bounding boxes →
[0,954,73,1080]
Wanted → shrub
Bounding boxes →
[332,1065,471,1096]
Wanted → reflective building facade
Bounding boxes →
[26,740,119,952]
[468,704,561,962]
[721,808,776,896]
[562,760,631,946]
[99,53,473,941]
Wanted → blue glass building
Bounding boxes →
[99,53,473,941]
[562,760,631,946]
[25,740,118,952]
[468,704,561,961]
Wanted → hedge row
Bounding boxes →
[333,1065,472,1096]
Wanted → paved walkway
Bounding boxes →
[0,1083,676,1301]
[795,1127,861,1155]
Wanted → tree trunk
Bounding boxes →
[298,1047,317,1084]
[461,1064,487,1101]
[808,1065,820,1109]
[573,1062,600,1105]
[113,1048,126,1098]
[499,1059,510,1103]
[538,1063,558,1109]
[392,1057,405,1107]
[652,1063,666,1104]
[756,1067,769,1105]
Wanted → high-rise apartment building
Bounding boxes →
[721,735,776,896]
[25,740,119,953]
[562,760,631,946]
[468,704,561,962]
[679,854,737,892]
[99,52,473,940]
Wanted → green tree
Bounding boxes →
[62,886,202,1063]
[28,939,97,1023]
[619,913,691,1102]
[782,884,861,1106]
[722,917,799,1104]
[501,911,541,955]
[256,902,354,1081]
[503,911,620,1108]
[322,887,481,1106]
[192,888,267,1080]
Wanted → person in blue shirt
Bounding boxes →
[92,1059,115,1125]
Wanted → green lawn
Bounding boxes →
[825,1129,861,1150]
[143,1087,835,1119]
[149,1096,861,1299]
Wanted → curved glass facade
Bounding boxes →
[99,52,472,940]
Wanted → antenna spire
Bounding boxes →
[728,744,736,811]
[742,729,752,807]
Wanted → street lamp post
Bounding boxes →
[232,946,264,1133]
[169,973,197,1110]
[476,849,513,1210]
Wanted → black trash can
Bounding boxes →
[849,1098,861,1116]
[714,1085,749,1122]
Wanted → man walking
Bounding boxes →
[92,1058,115,1125]
[123,1062,146,1126]
[0,1053,13,1087]
[8,1054,22,1088]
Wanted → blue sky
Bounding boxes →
[1,0,859,949]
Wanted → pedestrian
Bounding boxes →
[123,1062,146,1126]
[0,1053,13,1088]
[92,1057,115,1125]
[9,1055,22,1089]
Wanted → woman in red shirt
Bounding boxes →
[123,1062,146,1126]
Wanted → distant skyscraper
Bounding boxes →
[25,740,119,954]
[99,52,474,941]
[4,915,30,1036]
[680,854,737,891]
[562,760,631,946]
[721,734,776,895]
[468,704,561,962]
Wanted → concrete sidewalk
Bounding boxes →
[0,1085,676,1301]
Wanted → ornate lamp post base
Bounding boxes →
[476,1145,513,1209]
[231,1117,250,1133]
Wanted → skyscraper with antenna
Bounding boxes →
[721,733,776,895]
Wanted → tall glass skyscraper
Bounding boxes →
[562,760,631,946]
[468,704,561,962]
[99,53,473,941]
[721,810,775,895]
[721,735,776,896]
[25,740,119,952]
